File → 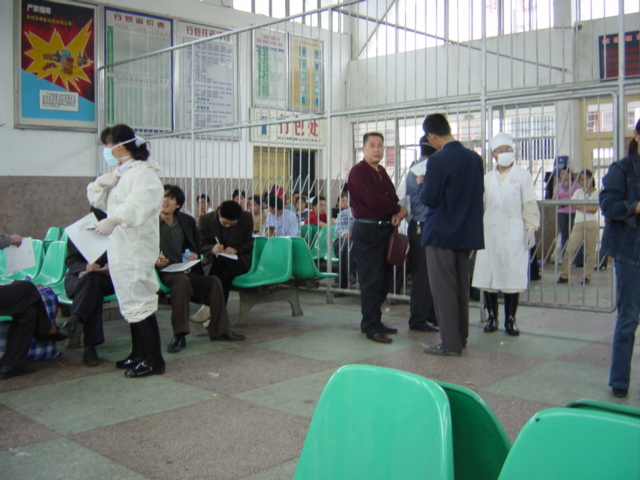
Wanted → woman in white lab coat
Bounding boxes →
[472,133,540,336]
[88,124,165,378]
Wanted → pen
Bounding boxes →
[215,236,221,245]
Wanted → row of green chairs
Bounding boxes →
[309,225,338,263]
[293,365,640,480]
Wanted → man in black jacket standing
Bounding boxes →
[156,186,244,353]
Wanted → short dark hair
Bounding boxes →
[163,184,185,210]
[100,124,150,161]
[268,193,283,211]
[310,195,325,207]
[197,193,210,203]
[232,189,246,199]
[251,194,261,206]
[363,132,384,146]
[423,114,452,137]
[218,200,243,220]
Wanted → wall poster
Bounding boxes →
[174,21,237,133]
[254,29,287,108]
[104,8,172,132]
[290,36,324,112]
[17,0,96,130]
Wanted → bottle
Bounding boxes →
[182,249,191,263]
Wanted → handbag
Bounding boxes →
[386,228,409,265]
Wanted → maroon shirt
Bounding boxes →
[347,160,400,220]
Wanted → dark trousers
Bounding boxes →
[68,272,115,347]
[353,221,393,336]
[0,281,51,368]
[209,256,248,304]
[408,221,437,327]
[333,237,356,289]
[426,246,471,351]
[160,271,229,338]
[557,212,576,257]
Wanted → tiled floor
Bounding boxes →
[1,284,638,480]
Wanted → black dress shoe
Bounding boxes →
[125,360,166,378]
[382,325,398,334]
[168,335,187,353]
[83,347,99,366]
[367,332,392,344]
[409,323,439,332]
[612,387,628,398]
[423,343,461,357]
[36,326,70,343]
[212,330,246,341]
[0,365,35,380]
[58,321,76,339]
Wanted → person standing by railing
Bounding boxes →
[599,119,640,399]
[553,166,580,263]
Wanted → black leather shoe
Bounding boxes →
[423,344,461,357]
[612,387,628,398]
[58,321,76,339]
[125,360,166,378]
[0,365,34,380]
[367,332,392,344]
[83,347,99,366]
[168,335,187,353]
[382,325,398,334]
[410,323,439,332]
[116,357,139,370]
[212,330,246,341]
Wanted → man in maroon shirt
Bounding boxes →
[347,132,408,343]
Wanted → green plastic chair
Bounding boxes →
[5,239,44,281]
[58,292,117,306]
[43,227,61,251]
[155,269,172,294]
[0,249,6,278]
[309,226,336,262]
[30,241,67,287]
[299,224,318,246]
[433,380,510,480]
[291,237,337,280]
[566,399,640,420]
[232,237,293,289]
[244,236,267,276]
[293,365,454,480]
[497,408,640,480]
[0,315,12,323]
[60,230,69,243]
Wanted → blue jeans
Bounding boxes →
[609,260,640,390]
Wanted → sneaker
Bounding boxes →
[190,305,210,323]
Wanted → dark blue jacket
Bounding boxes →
[420,141,485,250]
[599,152,640,266]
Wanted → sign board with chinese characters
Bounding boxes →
[290,36,324,112]
[250,108,326,146]
[16,0,96,130]
[174,21,237,132]
[104,8,173,132]
[254,29,287,109]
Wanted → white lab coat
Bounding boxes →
[87,161,164,323]
[473,164,538,292]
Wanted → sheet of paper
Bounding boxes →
[65,213,110,264]
[409,160,427,176]
[161,259,201,272]
[5,237,36,275]
[218,253,238,260]
[79,266,109,279]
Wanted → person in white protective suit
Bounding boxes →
[88,124,166,378]
[472,133,540,336]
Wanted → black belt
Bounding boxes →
[355,218,392,226]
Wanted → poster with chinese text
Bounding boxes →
[290,36,324,112]
[254,29,287,109]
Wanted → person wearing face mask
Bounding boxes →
[472,132,540,336]
[87,124,165,378]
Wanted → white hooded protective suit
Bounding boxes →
[472,164,539,292]
[87,161,164,323]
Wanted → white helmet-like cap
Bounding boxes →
[489,132,515,152]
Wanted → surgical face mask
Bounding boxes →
[497,152,514,167]
[103,146,119,167]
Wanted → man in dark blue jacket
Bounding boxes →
[420,114,484,356]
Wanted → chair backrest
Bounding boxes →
[6,239,44,280]
[31,241,68,286]
[565,399,640,420]
[497,408,640,480]
[0,249,6,278]
[434,380,510,480]
[299,224,318,246]
[291,237,328,279]
[43,227,61,250]
[293,365,454,480]
[309,226,330,261]
[245,236,267,276]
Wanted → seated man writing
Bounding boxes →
[156,186,245,353]
[199,200,254,303]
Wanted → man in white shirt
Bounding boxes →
[263,194,299,237]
